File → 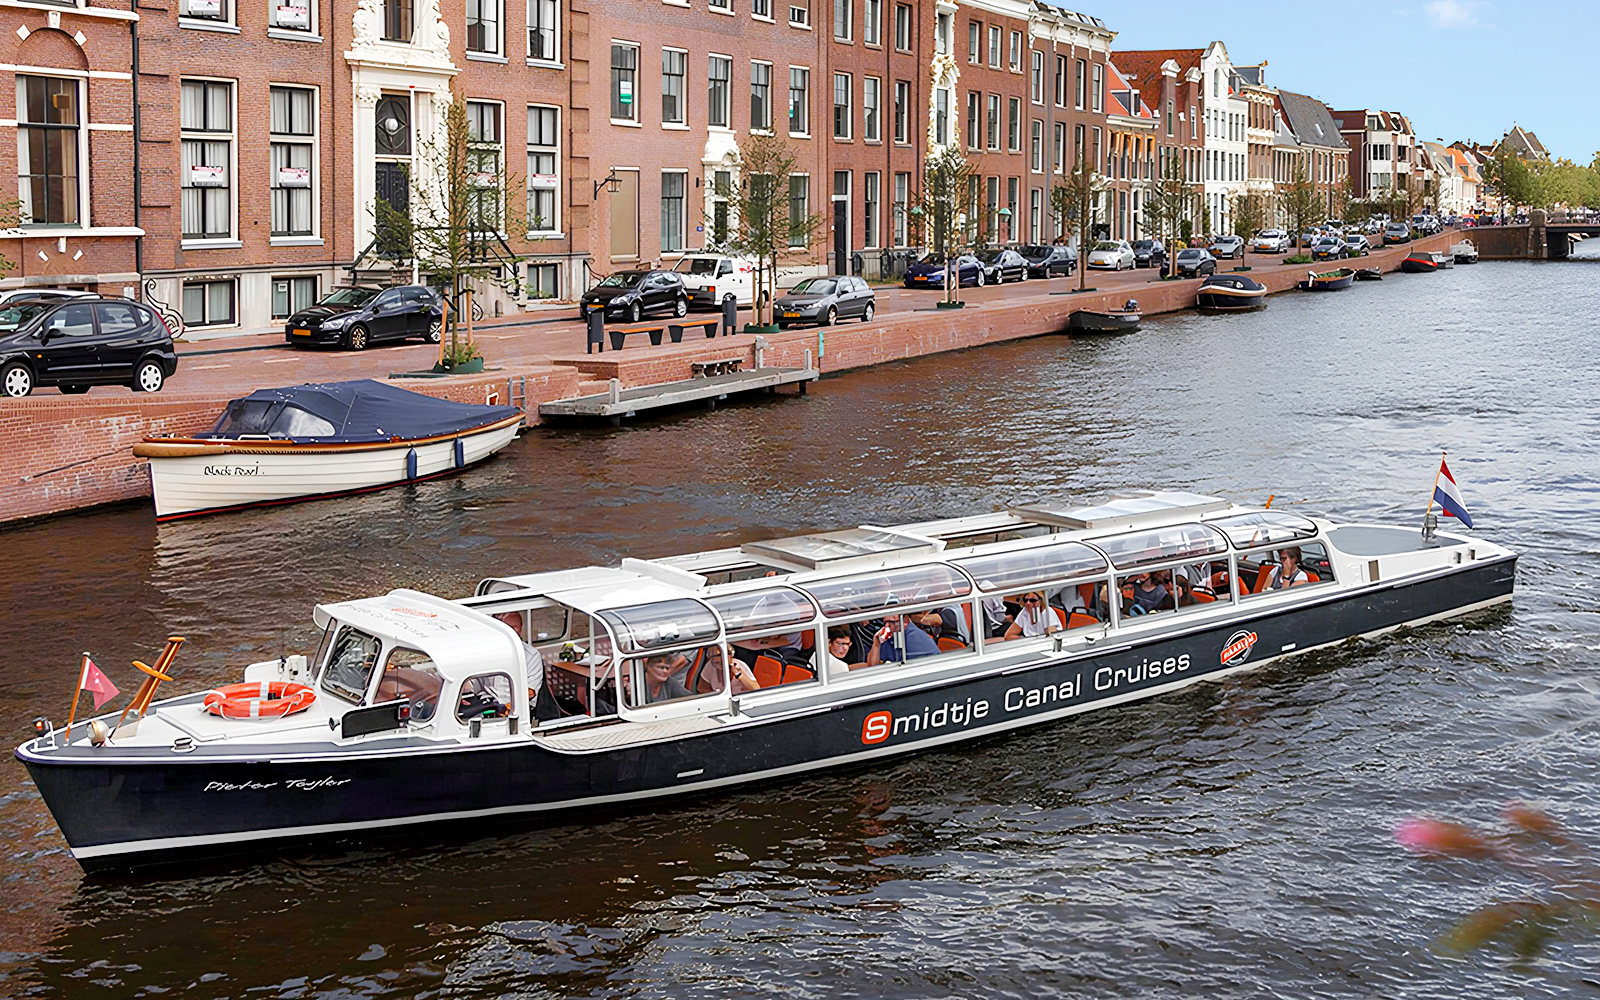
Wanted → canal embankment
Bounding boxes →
[1,231,1460,525]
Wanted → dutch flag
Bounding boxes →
[1432,458,1474,529]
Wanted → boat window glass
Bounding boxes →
[456,672,515,722]
[598,599,720,654]
[698,563,785,586]
[702,635,821,694]
[212,399,281,435]
[1208,511,1319,548]
[1089,523,1227,570]
[268,404,337,438]
[621,650,730,709]
[936,524,1053,550]
[1170,559,1230,610]
[954,541,1107,594]
[804,563,972,618]
[830,603,972,669]
[708,587,816,635]
[1237,542,1333,598]
[320,626,383,704]
[1115,568,1176,621]
[375,647,444,723]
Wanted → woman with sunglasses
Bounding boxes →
[998,591,1060,642]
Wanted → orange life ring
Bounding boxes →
[203,681,317,720]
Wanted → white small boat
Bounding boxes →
[1450,238,1479,264]
[133,380,523,520]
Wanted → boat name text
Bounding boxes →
[203,463,262,477]
[204,776,353,793]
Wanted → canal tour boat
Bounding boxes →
[133,380,523,520]
[1195,274,1269,312]
[16,491,1516,871]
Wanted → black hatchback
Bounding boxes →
[284,285,442,350]
[0,297,177,397]
[578,269,689,323]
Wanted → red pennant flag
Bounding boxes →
[80,657,120,711]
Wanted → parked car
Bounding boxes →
[1018,244,1077,278]
[905,254,984,288]
[1209,235,1246,260]
[578,269,688,323]
[1086,240,1137,270]
[1343,233,1372,256]
[285,285,442,350]
[1173,248,1218,278]
[1128,239,1160,268]
[672,254,760,310]
[0,296,177,397]
[775,276,876,328]
[1383,222,1412,245]
[975,247,1030,284]
[1311,237,1348,261]
[0,288,93,309]
[1251,230,1289,253]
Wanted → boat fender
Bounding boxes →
[406,447,418,480]
[453,438,465,469]
[203,681,317,720]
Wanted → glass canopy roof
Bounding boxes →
[740,527,939,570]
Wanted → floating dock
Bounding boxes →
[538,365,819,425]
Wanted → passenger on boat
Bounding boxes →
[864,612,941,667]
[494,611,546,696]
[813,626,863,678]
[1000,592,1061,641]
[643,654,693,703]
[1127,573,1171,615]
[683,644,762,693]
[1268,547,1309,589]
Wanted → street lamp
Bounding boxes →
[592,169,623,200]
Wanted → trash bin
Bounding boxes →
[585,309,605,353]
[851,252,864,276]
[721,294,737,337]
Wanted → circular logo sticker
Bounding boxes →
[1220,629,1259,667]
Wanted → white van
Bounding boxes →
[672,254,760,310]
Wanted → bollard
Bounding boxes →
[753,335,767,369]
[608,378,621,405]
[586,309,605,354]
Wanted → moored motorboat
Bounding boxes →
[17,491,1516,871]
[1433,251,1455,269]
[1401,250,1443,273]
[132,380,523,520]
[1068,298,1142,333]
[1297,267,1357,291]
[1195,274,1269,312]
[1355,267,1385,281]
[1450,238,1479,263]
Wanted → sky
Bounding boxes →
[1108,1,1597,162]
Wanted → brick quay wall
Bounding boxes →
[1,232,1457,526]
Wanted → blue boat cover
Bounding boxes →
[201,379,520,443]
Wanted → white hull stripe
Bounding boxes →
[70,592,1511,862]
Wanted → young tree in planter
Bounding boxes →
[1230,192,1270,245]
[918,144,976,305]
[1279,160,1321,251]
[721,132,821,327]
[1142,155,1198,264]
[1059,150,1107,291]
[373,91,525,368]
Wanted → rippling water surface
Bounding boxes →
[2,261,1598,997]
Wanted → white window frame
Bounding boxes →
[862,75,880,142]
[832,0,850,41]
[1030,50,1043,104]
[465,99,505,236]
[862,0,880,46]
[268,84,319,244]
[832,72,852,140]
[751,0,772,19]
[892,170,908,245]
[526,262,561,299]
[15,75,87,231]
[527,0,559,64]
[788,65,810,137]
[1007,96,1020,152]
[610,41,640,125]
[708,53,733,129]
[660,169,688,253]
[179,0,237,31]
[750,60,774,132]
[180,76,237,246]
[787,173,809,247]
[661,47,688,127]
[269,0,316,38]
[1029,118,1042,173]
[789,2,810,27]
[465,0,504,58]
[967,21,980,65]
[985,93,999,150]
[526,104,561,235]
[271,274,319,319]
[863,169,879,248]
[892,79,909,143]
[182,278,237,328]
[987,25,1000,68]
[1008,30,1020,72]
[893,2,910,51]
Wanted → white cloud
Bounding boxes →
[1425,0,1489,28]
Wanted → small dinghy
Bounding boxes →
[1068,298,1142,333]
[1298,267,1356,291]
[1450,238,1479,264]
[133,380,523,520]
[1195,274,1268,312]
[1355,267,1385,281]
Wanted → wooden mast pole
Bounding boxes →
[63,653,88,744]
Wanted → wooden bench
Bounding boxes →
[606,322,668,351]
[671,319,721,341]
[691,358,743,378]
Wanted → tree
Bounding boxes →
[1481,145,1534,220]
[373,89,525,366]
[1329,180,1352,224]
[1142,154,1198,259]
[1059,150,1107,290]
[721,132,821,327]
[917,144,976,305]
[1279,160,1320,249]
[1230,192,1270,242]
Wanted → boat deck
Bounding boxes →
[538,366,819,424]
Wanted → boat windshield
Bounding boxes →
[321,625,383,704]
[598,599,720,654]
[708,587,816,635]
[804,564,971,618]
[211,399,278,435]
[1089,524,1228,569]
[954,541,1107,593]
[1208,511,1319,548]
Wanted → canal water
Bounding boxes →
[2,260,1597,998]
